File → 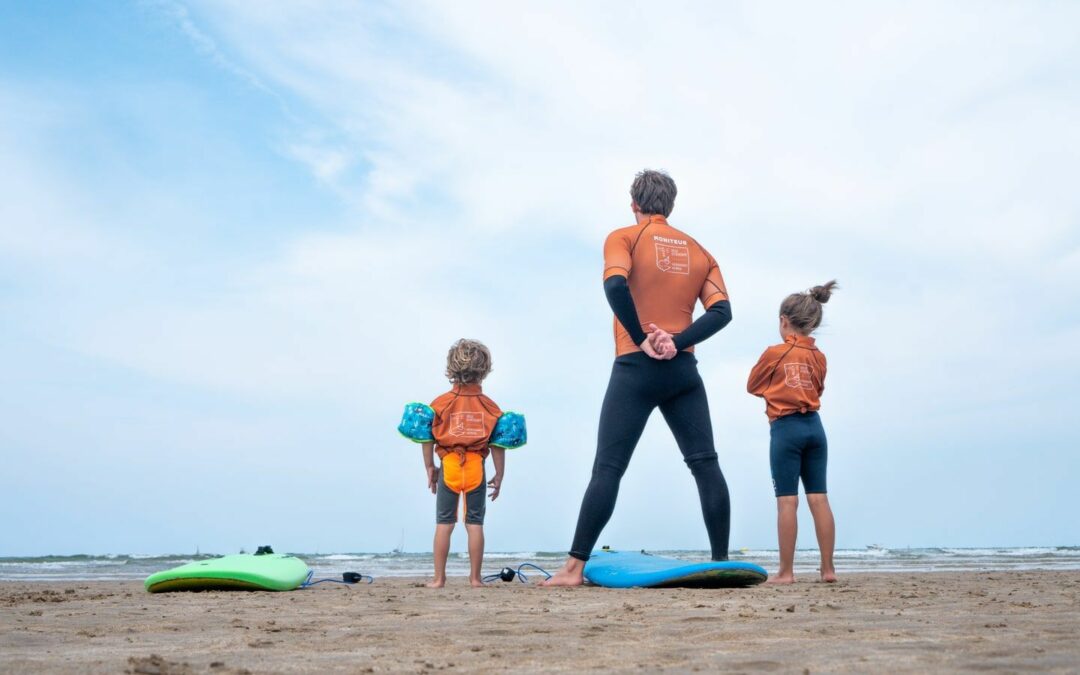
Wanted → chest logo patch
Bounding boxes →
[654,243,690,274]
[783,363,815,390]
[449,411,485,437]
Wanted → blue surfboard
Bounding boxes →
[583,550,767,588]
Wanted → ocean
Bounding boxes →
[2,547,1078,582]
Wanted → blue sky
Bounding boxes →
[1,1,1078,556]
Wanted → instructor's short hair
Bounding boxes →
[630,169,677,217]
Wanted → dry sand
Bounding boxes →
[2,572,1078,673]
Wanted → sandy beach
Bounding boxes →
[2,572,1077,673]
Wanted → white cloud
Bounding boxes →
[179,1,1080,260]
[3,1,1079,553]
[149,0,275,98]
[165,0,1079,548]
[284,139,353,186]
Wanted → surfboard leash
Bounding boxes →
[300,570,374,587]
[482,562,552,584]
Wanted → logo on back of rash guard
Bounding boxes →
[783,363,815,390]
[653,236,690,275]
[449,412,484,437]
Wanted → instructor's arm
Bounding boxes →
[673,300,732,351]
[602,229,648,346]
[603,275,648,346]
[673,253,731,351]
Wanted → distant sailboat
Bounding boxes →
[391,529,405,556]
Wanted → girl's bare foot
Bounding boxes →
[540,558,585,587]
[470,578,484,588]
[426,579,446,588]
[766,573,795,585]
[820,568,837,583]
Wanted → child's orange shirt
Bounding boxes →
[603,215,728,357]
[747,334,827,421]
[430,383,502,459]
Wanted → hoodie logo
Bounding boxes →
[783,363,815,390]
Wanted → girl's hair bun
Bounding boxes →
[810,280,839,304]
[781,280,839,334]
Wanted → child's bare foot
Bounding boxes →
[540,558,585,587]
[469,577,484,588]
[766,573,795,585]
[425,579,446,588]
[819,568,837,583]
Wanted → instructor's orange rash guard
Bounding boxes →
[603,215,729,357]
[429,383,502,459]
[746,334,827,422]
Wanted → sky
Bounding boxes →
[1,1,1078,557]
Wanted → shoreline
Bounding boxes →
[2,571,1078,673]
[4,546,1079,584]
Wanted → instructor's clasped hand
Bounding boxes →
[643,322,677,360]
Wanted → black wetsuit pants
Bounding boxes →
[569,351,731,561]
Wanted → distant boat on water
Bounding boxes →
[866,544,885,551]
[391,530,405,555]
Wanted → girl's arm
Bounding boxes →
[423,442,437,494]
[746,349,776,396]
[816,351,827,396]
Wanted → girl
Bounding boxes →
[747,281,838,584]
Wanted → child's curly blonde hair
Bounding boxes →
[445,339,492,384]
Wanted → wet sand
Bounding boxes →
[2,572,1078,673]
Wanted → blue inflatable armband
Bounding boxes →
[398,402,435,443]
[490,411,527,449]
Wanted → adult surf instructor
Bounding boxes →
[543,170,734,587]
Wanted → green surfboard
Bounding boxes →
[145,553,310,593]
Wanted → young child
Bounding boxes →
[747,281,838,584]
[397,339,526,588]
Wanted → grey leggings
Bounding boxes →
[436,466,486,525]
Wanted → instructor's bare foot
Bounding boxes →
[470,577,484,588]
[766,573,795,585]
[540,558,585,587]
[425,579,446,588]
[820,568,837,583]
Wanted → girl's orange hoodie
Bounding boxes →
[747,334,826,422]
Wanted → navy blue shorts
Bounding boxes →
[769,411,827,497]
